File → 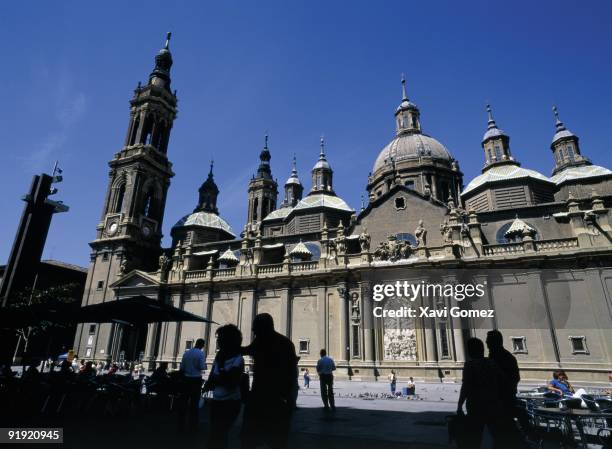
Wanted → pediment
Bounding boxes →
[110,270,160,288]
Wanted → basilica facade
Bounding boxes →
[74,37,612,383]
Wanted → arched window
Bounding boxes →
[494,145,502,160]
[487,148,493,162]
[115,184,126,213]
[566,145,575,162]
[129,116,140,145]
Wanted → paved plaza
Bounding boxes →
[43,381,462,449]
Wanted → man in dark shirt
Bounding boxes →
[241,313,298,449]
[486,330,523,449]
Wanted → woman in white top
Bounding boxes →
[204,324,244,449]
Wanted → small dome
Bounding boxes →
[550,164,612,185]
[462,164,551,196]
[173,211,235,237]
[372,133,453,174]
[289,241,312,258]
[552,128,575,145]
[396,99,419,112]
[313,158,331,170]
[263,206,293,221]
[293,194,353,212]
[218,248,239,264]
[483,126,507,142]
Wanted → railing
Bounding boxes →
[290,261,319,272]
[257,264,283,275]
[184,270,207,280]
[534,238,579,252]
[214,268,236,278]
[483,243,526,256]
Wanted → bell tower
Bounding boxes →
[246,134,278,233]
[75,34,177,361]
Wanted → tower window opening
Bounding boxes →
[566,145,575,162]
[494,145,502,160]
[487,148,493,162]
[143,193,154,218]
[130,116,140,145]
[115,184,126,213]
[559,148,565,161]
[252,198,259,221]
[404,180,415,189]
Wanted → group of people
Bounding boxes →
[178,313,298,449]
[456,330,522,449]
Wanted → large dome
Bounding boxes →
[372,133,453,174]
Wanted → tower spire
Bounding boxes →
[401,73,408,101]
[149,32,174,91]
[553,105,565,131]
[486,104,497,129]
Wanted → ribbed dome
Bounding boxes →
[372,133,453,174]
[462,164,551,195]
[172,211,235,237]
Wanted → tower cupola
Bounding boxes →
[481,104,514,169]
[196,161,220,214]
[310,137,334,194]
[395,75,421,135]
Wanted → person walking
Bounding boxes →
[204,325,244,449]
[240,313,298,449]
[178,338,207,431]
[303,369,310,389]
[388,369,397,396]
[457,337,503,449]
[316,349,336,411]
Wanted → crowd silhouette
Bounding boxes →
[2,320,610,449]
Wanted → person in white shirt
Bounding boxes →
[204,324,244,449]
[316,349,336,411]
[178,338,207,430]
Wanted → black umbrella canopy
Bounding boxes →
[76,295,214,325]
[0,295,214,328]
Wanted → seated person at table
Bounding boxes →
[548,370,588,406]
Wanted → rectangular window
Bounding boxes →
[96,280,104,290]
[569,336,588,354]
[404,180,415,189]
[185,340,194,351]
[438,323,450,358]
[298,339,310,354]
[85,348,92,357]
[511,336,527,354]
[87,335,94,346]
[89,324,96,334]
[351,325,360,358]
[102,252,109,261]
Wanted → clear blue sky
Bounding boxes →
[1,1,611,267]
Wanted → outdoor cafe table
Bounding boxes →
[534,407,612,448]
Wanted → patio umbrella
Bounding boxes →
[0,295,214,327]
[75,295,215,325]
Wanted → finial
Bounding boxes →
[209,159,214,176]
[486,103,493,122]
[164,32,172,50]
[292,153,297,172]
[552,105,565,130]
[319,135,325,158]
[264,132,269,149]
[360,195,365,211]
[401,73,408,100]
